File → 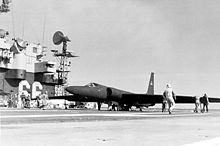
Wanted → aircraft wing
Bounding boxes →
[121,94,220,104]
[208,97,220,102]
[48,94,220,104]
[48,95,105,102]
[121,94,162,104]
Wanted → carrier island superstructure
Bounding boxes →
[0,29,75,106]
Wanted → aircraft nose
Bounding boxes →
[65,86,79,94]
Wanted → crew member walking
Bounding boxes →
[20,92,26,108]
[194,96,201,113]
[201,93,209,113]
[163,84,176,114]
[162,92,167,112]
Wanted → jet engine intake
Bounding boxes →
[106,87,122,101]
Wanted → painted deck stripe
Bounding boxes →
[181,137,220,146]
[0,112,207,118]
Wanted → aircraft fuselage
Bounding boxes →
[65,83,133,103]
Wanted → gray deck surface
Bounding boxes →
[1,106,220,146]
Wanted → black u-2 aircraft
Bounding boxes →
[49,72,220,111]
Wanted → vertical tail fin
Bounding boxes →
[147,72,154,95]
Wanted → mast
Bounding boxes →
[52,31,78,96]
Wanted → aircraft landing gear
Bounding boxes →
[119,104,130,111]
[124,106,130,111]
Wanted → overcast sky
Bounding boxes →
[2,0,220,97]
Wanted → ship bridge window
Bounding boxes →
[33,47,38,53]
[46,64,54,68]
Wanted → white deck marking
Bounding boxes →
[1,112,210,118]
[181,137,220,146]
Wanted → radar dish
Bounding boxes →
[53,31,70,45]
[53,31,64,45]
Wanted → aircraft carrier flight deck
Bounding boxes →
[1,107,220,146]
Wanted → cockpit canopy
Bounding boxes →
[85,82,99,87]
